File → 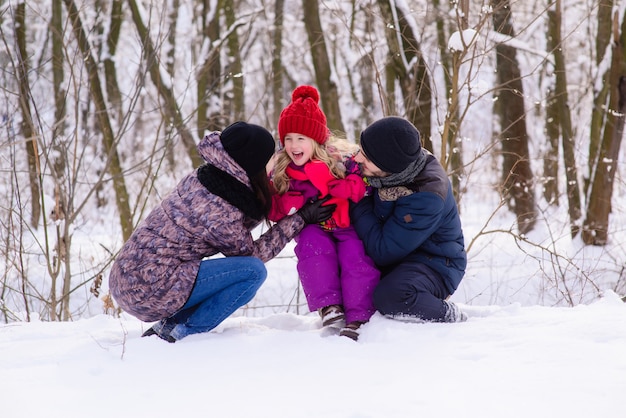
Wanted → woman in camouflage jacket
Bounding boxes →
[109,122,335,342]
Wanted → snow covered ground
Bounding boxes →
[3,130,624,417]
[1,291,625,418]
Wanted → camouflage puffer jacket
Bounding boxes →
[108,132,305,322]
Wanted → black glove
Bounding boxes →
[297,196,336,224]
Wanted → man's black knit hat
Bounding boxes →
[359,117,422,174]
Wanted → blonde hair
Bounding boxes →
[272,135,359,194]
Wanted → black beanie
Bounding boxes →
[359,117,421,173]
[220,121,276,177]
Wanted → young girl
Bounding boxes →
[268,85,380,341]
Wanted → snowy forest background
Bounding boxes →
[1,0,625,324]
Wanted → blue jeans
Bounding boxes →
[164,256,266,340]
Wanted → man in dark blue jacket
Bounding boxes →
[351,117,467,322]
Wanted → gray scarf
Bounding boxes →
[367,148,429,188]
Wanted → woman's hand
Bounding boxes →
[297,196,336,224]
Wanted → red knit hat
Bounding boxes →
[278,85,329,145]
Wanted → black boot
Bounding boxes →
[142,322,177,343]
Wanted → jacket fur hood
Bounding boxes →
[198,131,251,188]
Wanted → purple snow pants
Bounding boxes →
[294,224,380,323]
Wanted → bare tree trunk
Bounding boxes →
[196,1,222,136]
[586,0,614,194]
[583,11,626,245]
[377,0,432,146]
[166,0,179,78]
[51,0,70,321]
[396,4,432,147]
[94,0,125,206]
[163,0,180,169]
[383,61,396,115]
[15,3,41,229]
[492,0,536,234]
[224,1,245,121]
[302,0,344,134]
[434,0,468,204]
[433,0,453,157]
[127,0,203,168]
[272,0,286,126]
[350,5,377,138]
[540,0,560,206]
[541,4,560,206]
[447,1,468,205]
[543,86,559,205]
[63,0,134,240]
[101,0,123,120]
[52,0,68,178]
[549,1,582,237]
[51,0,67,144]
[356,51,375,127]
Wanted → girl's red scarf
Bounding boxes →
[286,160,350,230]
